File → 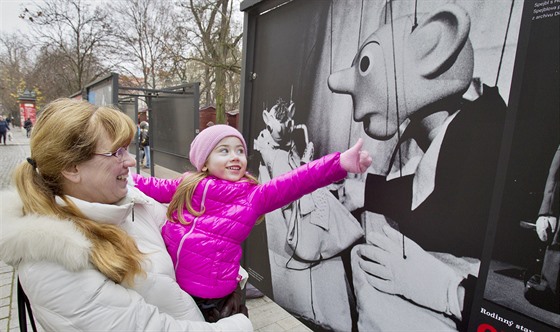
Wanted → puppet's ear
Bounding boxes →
[410,4,471,78]
[262,109,271,124]
[288,102,295,119]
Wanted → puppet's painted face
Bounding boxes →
[328,27,401,141]
[328,5,474,141]
[262,100,294,147]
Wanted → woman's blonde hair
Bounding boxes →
[12,98,144,285]
[166,171,262,225]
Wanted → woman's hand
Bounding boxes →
[206,286,249,322]
[221,286,248,318]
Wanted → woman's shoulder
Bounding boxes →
[0,189,91,271]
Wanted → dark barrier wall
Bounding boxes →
[119,100,137,126]
[240,0,559,331]
[151,90,199,173]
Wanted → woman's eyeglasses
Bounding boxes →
[94,147,130,162]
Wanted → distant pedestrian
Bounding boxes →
[6,116,13,141]
[139,121,150,168]
[24,117,33,138]
[0,116,10,145]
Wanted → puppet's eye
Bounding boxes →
[360,56,370,72]
[358,43,378,76]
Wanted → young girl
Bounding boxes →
[133,124,372,321]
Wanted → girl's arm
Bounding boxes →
[252,139,371,214]
[132,173,186,203]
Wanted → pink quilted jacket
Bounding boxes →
[133,152,346,299]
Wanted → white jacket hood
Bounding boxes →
[0,183,152,269]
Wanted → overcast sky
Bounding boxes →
[1,0,244,36]
[0,0,35,35]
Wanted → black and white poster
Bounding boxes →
[240,0,559,331]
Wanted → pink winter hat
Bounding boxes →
[189,124,248,171]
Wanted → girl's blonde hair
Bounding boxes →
[166,171,262,225]
[13,98,144,285]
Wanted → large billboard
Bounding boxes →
[240,0,559,331]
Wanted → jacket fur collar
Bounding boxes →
[0,185,148,271]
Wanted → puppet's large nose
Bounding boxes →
[328,68,354,95]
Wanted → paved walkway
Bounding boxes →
[0,128,36,332]
[0,128,309,331]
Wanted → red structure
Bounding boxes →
[17,90,37,127]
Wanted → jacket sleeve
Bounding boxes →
[251,152,346,215]
[19,261,253,331]
[132,173,184,203]
[133,270,214,321]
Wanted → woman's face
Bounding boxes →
[205,136,247,182]
[66,132,136,204]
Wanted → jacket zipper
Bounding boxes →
[174,179,212,271]
[175,217,197,270]
[131,199,135,222]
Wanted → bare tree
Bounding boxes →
[31,46,95,101]
[107,0,176,90]
[4,0,244,119]
[0,33,33,125]
[20,0,112,93]
[161,33,214,105]
[175,0,243,123]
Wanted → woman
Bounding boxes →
[0,115,10,145]
[0,98,252,331]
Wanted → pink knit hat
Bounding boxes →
[189,124,248,171]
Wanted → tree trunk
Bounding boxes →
[215,67,226,124]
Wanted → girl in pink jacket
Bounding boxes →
[133,125,371,322]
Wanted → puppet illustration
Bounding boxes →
[523,144,560,313]
[328,3,507,330]
[254,98,363,331]
[255,98,314,175]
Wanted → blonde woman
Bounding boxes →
[0,98,252,331]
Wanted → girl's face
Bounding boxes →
[205,136,247,182]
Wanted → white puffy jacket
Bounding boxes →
[0,186,253,331]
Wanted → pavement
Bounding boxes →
[0,128,310,331]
